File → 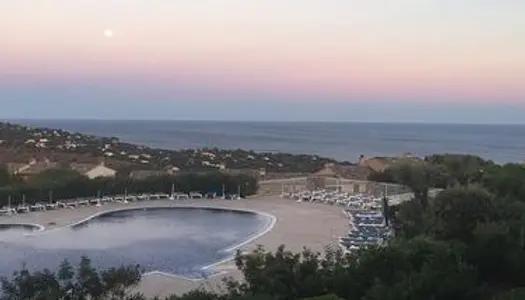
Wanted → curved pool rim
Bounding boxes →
[64,205,277,281]
[0,223,46,233]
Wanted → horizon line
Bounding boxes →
[3,118,525,126]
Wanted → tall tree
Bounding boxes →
[389,161,448,211]
[425,154,489,187]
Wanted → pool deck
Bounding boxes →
[0,196,348,298]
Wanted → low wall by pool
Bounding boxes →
[0,223,45,232]
[0,206,276,281]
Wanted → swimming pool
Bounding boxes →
[0,207,275,280]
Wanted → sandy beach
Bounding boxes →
[0,197,348,298]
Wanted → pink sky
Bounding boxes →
[1,0,524,105]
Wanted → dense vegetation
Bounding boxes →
[0,257,144,300]
[0,168,258,206]
[3,153,525,300]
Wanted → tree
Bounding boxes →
[1,257,144,300]
[481,163,525,202]
[362,238,482,300]
[388,161,448,211]
[0,164,22,187]
[29,168,85,186]
[0,165,12,186]
[389,199,428,238]
[0,267,62,300]
[429,186,497,242]
[497,287,525,300]
[229,245,326,300]
[425,154,489,187]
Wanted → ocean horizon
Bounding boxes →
[5,119,525,164]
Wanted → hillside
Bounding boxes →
[0,122,339,174]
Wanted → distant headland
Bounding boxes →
[0,121,430,184]
[0,122,334,180]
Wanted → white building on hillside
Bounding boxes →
[71,162,117,179]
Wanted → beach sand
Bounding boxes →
[0,196,348,298]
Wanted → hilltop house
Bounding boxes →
[70,162,117,179]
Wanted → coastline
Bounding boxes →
[5,120,524,164]
[0,197,348,298]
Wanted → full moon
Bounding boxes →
[103,29,114,38]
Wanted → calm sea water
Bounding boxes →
[17,120,525,163]
[0,207,271,279]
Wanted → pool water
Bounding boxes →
[0,207,272,279]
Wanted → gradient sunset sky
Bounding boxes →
[1,0,524,123]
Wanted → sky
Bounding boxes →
[0,0,524,123]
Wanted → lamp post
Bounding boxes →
[170,181,175,200]
[96,190,102,207]
[123,188,129,204]
[382,185,390,227]
[237,183,241,200]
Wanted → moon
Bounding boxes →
[103,29,114,38]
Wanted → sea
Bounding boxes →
[14,120,525,164]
